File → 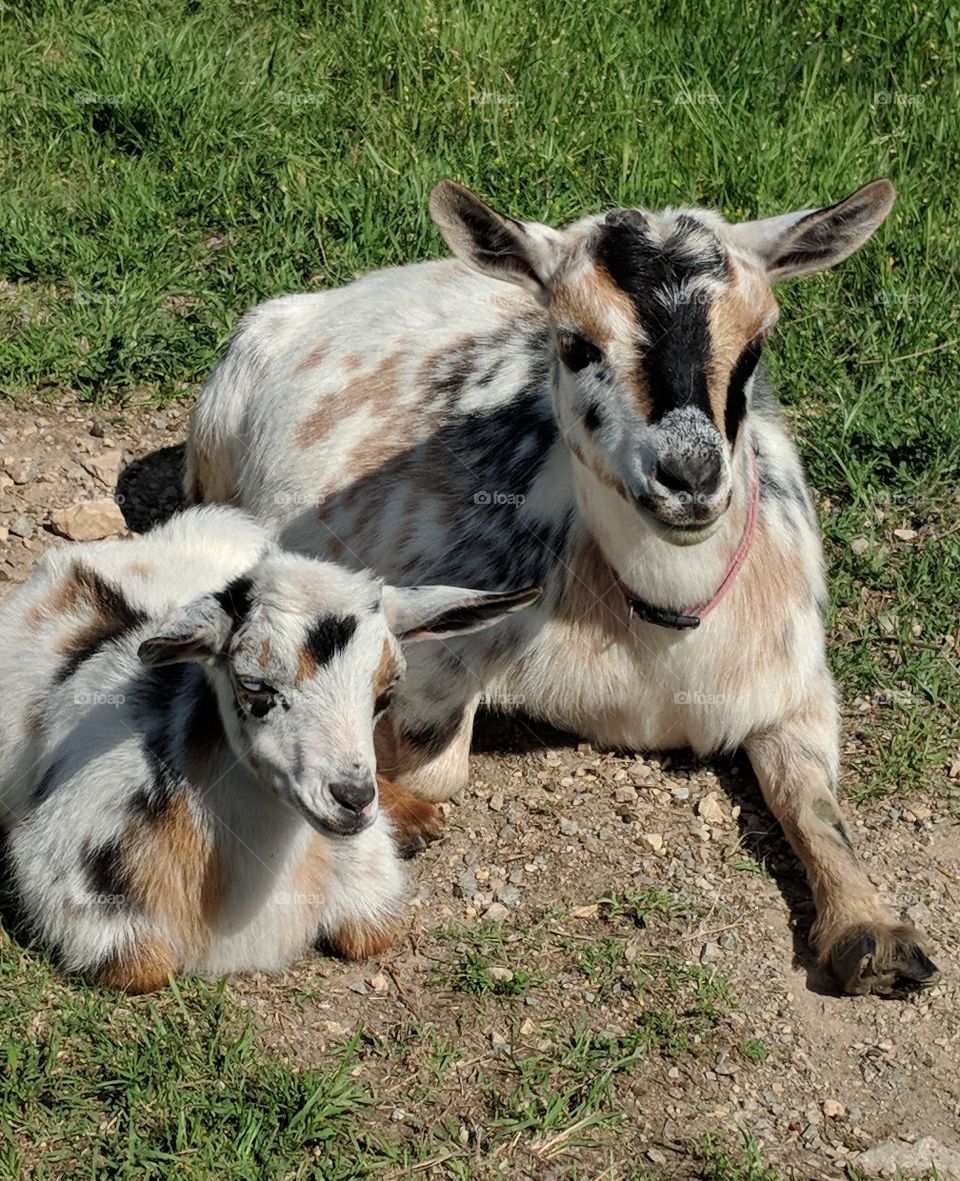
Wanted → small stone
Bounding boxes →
[495,885,520,907]
[719,932,737,950]
[893,527,917,541]
[49,499,126,541]
[697,792,727,825]
[559,817,579,836]
[854,1136,960,1179]
[700,941,721,963]
[489,791,504,812]
[3,456,36,485]
[348,979,368,995]
[89,422,106,438]
[0,525,8,544]
[490,1030,509,1051]
[519,1018,535,1036]
[569,903,599,919]
[152,416,168,431]
[455,870,477,899]
[80,449,123,488]
[614,785,638,803]
[646,1148,667,1165]
[823,1099,846,1119]
[851,537,870,556]
[642,832,664,852]
[488,966,514,983]
[672,786,690,801]
[367,973,390,994]
[7,515,33,539]
[484,902,510,922]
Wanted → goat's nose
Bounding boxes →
[654,451,722,498]
[329,775,377,814]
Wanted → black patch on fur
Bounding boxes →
[400,708,465,758]
[583,401,603,432]
[725,340,762,442]
[30,761,62,807]
[214,576,253,630]
[83,838,128,908]
[593,211,727,424]
[53,564,148,685]
[305,614,358,668]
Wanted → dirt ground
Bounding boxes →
[1,396,958,1180]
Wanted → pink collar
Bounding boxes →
[616,448,761,631]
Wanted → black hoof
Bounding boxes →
[830,925,941,996]
[394,834,429,860]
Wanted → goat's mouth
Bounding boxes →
[289,791,377,838]
[630,494,729,547]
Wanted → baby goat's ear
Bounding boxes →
[138,593,233,667]
[728,179,895,281]
[382,583,542,642]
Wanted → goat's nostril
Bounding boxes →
[329,777,377,814]
[654,453,722,497]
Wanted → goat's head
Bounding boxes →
[139,553,540,836]
[430,178,894,545]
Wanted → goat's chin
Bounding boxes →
[659,519,724,547]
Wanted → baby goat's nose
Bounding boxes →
[330,774,377,814]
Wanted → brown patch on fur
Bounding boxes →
[550,264,635,353]
[342,353,362,372]
[705,263,778,426]
[295,645,317,687]
[96,932,177,993]
[123,792,222,962]
[258,638,272,671]
[373,639,401,702]
[378,776,444,844]
[24,700,45,738]
[127,562,153,578]
[292,831,330,908]
[327,914,400,960]
[292,339,331,376]
[296,351,405,448]
[37,562,147,676]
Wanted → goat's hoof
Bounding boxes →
[828,923,940,996]
[392,802,444,859]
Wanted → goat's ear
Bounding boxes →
[381,583,542,642]
[138,594,233,667]
[728,180,895,282]
[429,180,563,303]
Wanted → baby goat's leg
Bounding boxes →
[745,704,939,995]
[96,931,178,993]
[378,777,444,858]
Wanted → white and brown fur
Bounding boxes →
[0,505,539,991]
[185,180,939,995]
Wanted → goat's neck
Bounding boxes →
[567,441,754,611]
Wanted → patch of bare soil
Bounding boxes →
[1,396,958,1180]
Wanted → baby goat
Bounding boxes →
[0,506,539,991]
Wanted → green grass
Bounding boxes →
[1,1,959,1177]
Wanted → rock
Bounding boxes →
[80,449,123,488]
[8,515,33,539]
[854,1137,960,1179]
[152,416,168,431]
[495,885,520,907]
[488,791,504,812]
[89,422,106,438]
[823,1099,845,1119]
[700,942,721,963]
[3,456,36,485]
[642,832,664,852]
[49,499,126,541]
[851,537,870,555]
[455,869,477,899]
[569,903,599,919]
[348,979,368,995]
[488,966,514,983]
[490,1030,509,1051]
[367,973,390,994]
[893,527,917,541]
[484,902,510,922]
[0,525,8,544]
[905,901,934,929]
[519,1018,535,1036]
[697,792,727,825]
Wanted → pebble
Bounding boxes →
[642,832,664,852]
[697,792,727,825]
[851,537,870,556]
[488,967,514,983]
[559,818,579,836]
[700,942,721,963]
[367,973,390,994]
[484,902,510,922]
[823,1099,846,1119]
[495,885,520,907]
[855,1136,960,1179]
[7,515,32,539]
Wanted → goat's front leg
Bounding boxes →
[745,703,940,996]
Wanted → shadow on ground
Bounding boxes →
[116,443,188,532]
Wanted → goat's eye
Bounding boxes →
[238,678,266,694]
[557,331,602,373]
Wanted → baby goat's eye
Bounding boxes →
[374,677,401,717]
[556,330,602,373]
[238,678,266,694]
[235,678,278,719]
